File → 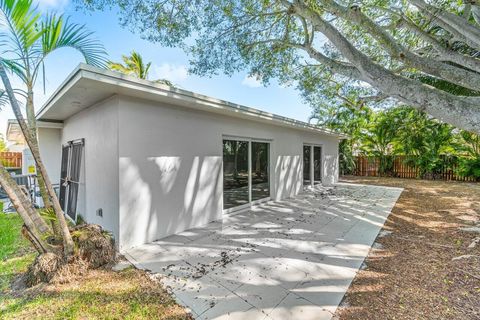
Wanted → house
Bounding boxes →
[6,119,63,177]
[6,119,26,153]
[36,64,345,252]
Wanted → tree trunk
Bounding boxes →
[0,63,74,257]
[25,88,53,210]
[0,163,51,253]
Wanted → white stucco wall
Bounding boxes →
[38,128,62,184]
[60,96,119,242]
[46,94,339,251]
[6,143,26,153]
[117,96,339,251]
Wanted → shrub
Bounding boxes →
[457,157,480,179]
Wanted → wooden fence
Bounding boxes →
[353,155,478,182]
[0,152,22,168]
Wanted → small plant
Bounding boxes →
[76,214,86,226]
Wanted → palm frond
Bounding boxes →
[108,61,133,75]
[0,87,25,109]
[154,78,173,86]
[0,0,43,57]
[108,51,154,80]
[0,57,26,82]
[40,14,107,68]
[144,61,152,79]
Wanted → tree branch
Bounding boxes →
[397,16,480,74]
[321,1,480,92]
[409,0,480,49]
[291,1,480,133]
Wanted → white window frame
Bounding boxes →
[303,143,323,188]
[222,135,272,214]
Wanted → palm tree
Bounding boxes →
[108,51,172,85]
[8,10,106,211]
[361,110,400,176]
[0,0,107,257]
[108,51,150,79]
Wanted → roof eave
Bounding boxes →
[37,63,346,139]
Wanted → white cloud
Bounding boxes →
[34,0,70,12]
[241,75,262,88]
[153,63,188,83]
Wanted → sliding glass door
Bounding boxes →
[303,145,311,186]
[223,139,270,211]
[303,144,322,187]
[223,140,249,209]
[313,146,322,184]
[251,142,270,201]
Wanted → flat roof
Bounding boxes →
[37,64,346,139]
[6,119,63,142]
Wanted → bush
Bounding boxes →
[457,157,480,179]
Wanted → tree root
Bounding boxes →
[25,224,116,287]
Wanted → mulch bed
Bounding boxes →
[335,177,480,320]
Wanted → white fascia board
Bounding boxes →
[37,120,64,129]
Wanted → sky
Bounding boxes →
[0,0,313,138]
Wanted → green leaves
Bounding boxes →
[108,50,170,83]
[0,0,42,56]
[0,57,25,82]
[457,157,480,178]
[40,14,107,69]
[113,50,151,79]
[0,0,107,85]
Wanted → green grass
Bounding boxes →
[0,213,190,320]
[0,268,190,320]
[0,213,36,292]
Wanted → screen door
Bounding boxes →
[59,139,84,221]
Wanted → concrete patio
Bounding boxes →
[125,183,403,320]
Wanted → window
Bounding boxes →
[223,138,270,210]
[303,144,322,187]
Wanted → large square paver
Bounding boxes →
[125,183,402,319]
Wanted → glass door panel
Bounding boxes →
[223,140,249,209]
[251,142,270,201]
[303,145,311,185]
[314,146,322,184]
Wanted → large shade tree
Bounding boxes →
[81,0,480,133]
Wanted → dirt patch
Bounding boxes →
[335,177,480,320]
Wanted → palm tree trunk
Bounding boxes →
[25,88,53,210]
[0,163,51,234]
[0,63,74,257]
[0,163,51,253]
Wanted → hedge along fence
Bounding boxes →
[0,152,22,168]
[353,155,478,182]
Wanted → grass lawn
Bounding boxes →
[337,177,480,320]
[0,213,36,292]
[0,213,192,320]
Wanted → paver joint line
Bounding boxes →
[125,183,402,320]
